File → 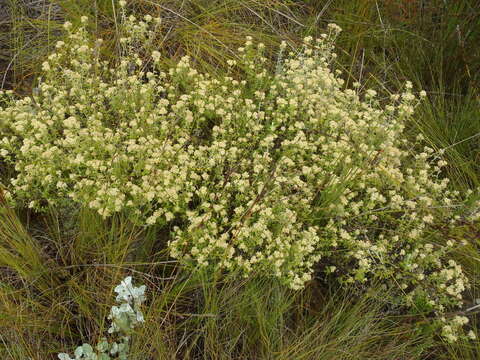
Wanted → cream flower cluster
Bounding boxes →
[0,16,476,338]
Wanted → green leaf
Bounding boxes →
[74,347,84,358]
[58,354,73,360]
[82,343,94,355]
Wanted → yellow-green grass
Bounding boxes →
[0,198,434,359]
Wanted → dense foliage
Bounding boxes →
[1,12,479,343]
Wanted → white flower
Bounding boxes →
[152,50,161,62]
[114,276,146,304]
[57,354,73,360]
[327,23,342,34]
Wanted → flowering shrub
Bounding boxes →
[0,11,479,340]
[58,276,146,360]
